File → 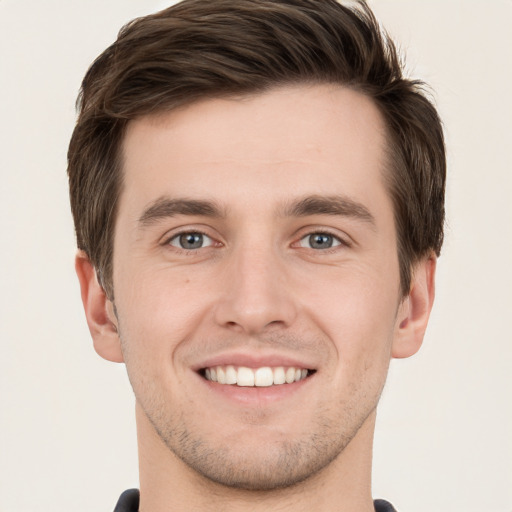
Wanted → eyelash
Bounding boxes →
[297,231,349,251]
[163,228,350,254]
[164,230,217,252]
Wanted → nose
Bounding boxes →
[213,242,298,335]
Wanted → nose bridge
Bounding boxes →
[214,232,296,333]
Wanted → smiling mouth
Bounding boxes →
[200,365,315,387]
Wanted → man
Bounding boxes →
[67,0,445,510]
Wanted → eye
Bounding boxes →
[298,232,342,250]
[168,232,214,250]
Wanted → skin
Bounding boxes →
[76,84,436,512]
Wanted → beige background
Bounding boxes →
[0,1,511,510]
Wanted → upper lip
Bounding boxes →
[192,351,317,372]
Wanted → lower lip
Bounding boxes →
[198,373,314,405]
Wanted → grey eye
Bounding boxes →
[169,232,213,250]
[299,233,341,250]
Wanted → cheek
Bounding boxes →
[114,267,214,360]
[301,265,398,374]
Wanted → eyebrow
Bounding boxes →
[282,195,376,227]
[137,194,376,228]
[138,197,225,226]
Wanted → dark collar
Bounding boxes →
[114,489,397,512]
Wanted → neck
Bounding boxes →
[136,403,376,512]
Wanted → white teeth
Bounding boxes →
[225,365,237,384]
[203,365,311,387]
[273,366,286,385]
[217,366,226,384]
[285,367,296,384]
[254,367,273,387]
[237,367,255,386]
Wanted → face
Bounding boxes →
[105,85,413,489]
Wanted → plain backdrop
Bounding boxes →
[1,1,511,511]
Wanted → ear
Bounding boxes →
[392,255,436,359]
[75,251,124,363]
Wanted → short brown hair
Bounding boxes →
[68,0,445,299]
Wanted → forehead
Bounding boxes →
[120,84,389,215]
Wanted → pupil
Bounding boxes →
[180,233,203,249]
[310,233,332,249]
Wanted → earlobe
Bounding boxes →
[392,255,436,359]
[75,251,124,363]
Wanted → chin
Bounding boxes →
[152,413,358,492]
[172,438,343,491]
